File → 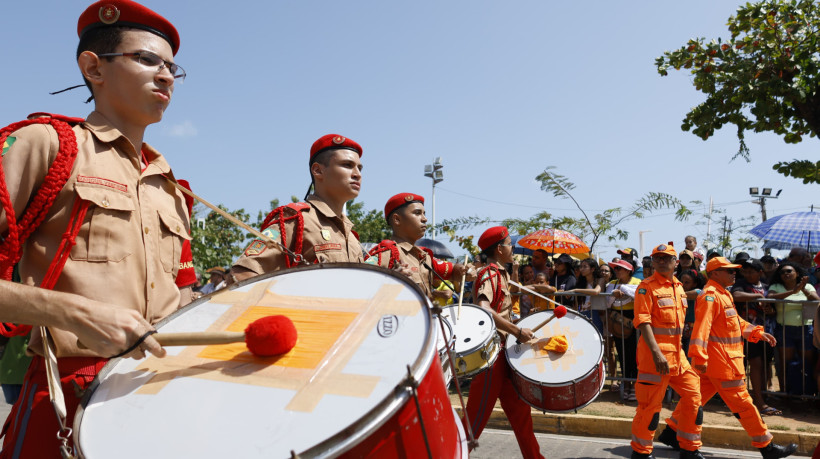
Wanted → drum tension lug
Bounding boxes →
[430,305,443,315]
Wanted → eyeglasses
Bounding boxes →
[97,51,186,82]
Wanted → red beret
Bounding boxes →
[78,1,180,56]
[310,134,362,159]
[384,193,424,219]
[478,226,509,251]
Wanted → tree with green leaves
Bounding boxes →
[438,167,691,254]
[656,0,820,184]
[190,204,251,274]
[346,199,391,243]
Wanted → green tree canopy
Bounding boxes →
[346,199,391,243]
[656,0,820,184]
[190,204,251,274]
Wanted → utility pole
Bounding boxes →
[749,187,782,255]
[424,158,444,239]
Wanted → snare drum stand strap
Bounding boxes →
[40,326,76,459]
[406,365,433,459]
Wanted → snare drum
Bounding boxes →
[435,315,454,386]
[74,264,466,458]
[439,304,500,378]
[505,308,605,413]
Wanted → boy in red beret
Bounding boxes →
[232,134,364,279]
[462,226,544,459]
[0,1,194,456]
[364,192,471,301]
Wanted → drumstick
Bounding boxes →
[457,254,468,320]
[530,305,567,333]
[80,316,298,357]
[509,280,571,310]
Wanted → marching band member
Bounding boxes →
[660,257,797,459]
[232,134,364,279]
[365,192,469,301]
[630,243,703,459]
[462,226,544,459]
[0,1,193,455]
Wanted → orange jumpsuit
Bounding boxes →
[676,279,773,448]
[631,272,702,454]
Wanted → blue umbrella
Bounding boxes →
[510,234,533,256]
[761,239,820,253]
[749,211,820,250]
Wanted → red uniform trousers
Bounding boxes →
[669,374,772,448]
[461,352,544,459]
[1,356,107,459]
[631,367,702,454]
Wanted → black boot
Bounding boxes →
[679,449,705,459]
[658,425,681,450]
[630,451,656,459]
[759,442,798,459]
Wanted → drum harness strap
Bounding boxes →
[365,239,401,269]
[0,115,88,458]
[474,263,505,313]
[260,203,310,267]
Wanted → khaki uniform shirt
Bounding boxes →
[365,240,435,300]
[474,263,512,339]
[1,112,191,357]
[634,272,690,375]
[234,195,363,274]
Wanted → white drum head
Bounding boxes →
[506,309,603,385]
[75,264,433,458]
[439,304,495,356]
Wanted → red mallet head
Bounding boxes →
[554,305,567,319]
[244,315,297,357]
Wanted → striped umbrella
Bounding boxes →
[749,211,820,250]
[517,228,589,254]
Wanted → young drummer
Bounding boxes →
[659,257,797,459]
[462,226,544,459]
[232,134,364,279]
[0,1,193,455]
[365,192,468,301]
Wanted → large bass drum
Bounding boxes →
[505,308,605,413]
[74,263,466,458]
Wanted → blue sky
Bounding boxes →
[3,1,818,262]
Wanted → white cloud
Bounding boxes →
[166,120,198,138]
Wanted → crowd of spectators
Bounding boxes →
[508,236,820,409]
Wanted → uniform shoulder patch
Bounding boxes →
[244,239,267,256]
[2,136,16,157]
[638,288,647,294]
[262,227,281,241]
[705,295,715,302]
[364,256,379,265]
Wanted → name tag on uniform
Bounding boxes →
[658,298,675,306]
[315,243,342,252]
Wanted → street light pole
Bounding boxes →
[749,187,782,255]
[639,230,652,258]
[424,157,444,239]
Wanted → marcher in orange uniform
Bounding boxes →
[461,226,544,459]
[630,243,704,459]
[659,257,797,459]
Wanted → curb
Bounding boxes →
[454,407,820,455]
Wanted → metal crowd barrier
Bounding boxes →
[509,290,820,401]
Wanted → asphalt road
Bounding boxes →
[469,429,811,459]
[0,402,810,458]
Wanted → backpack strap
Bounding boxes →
[474,263,505,313]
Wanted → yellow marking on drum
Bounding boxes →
[519,320,582,373]
[285,284,405,412]
[197,306,358,368]
[134,283,415,413]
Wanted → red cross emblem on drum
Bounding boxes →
[99,5,120,24]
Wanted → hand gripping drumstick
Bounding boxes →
[83,316,298,358]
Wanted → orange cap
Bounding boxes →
[706,256,742,272]
[651,242,677,257]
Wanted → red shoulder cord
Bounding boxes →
[366,240,400,269]
[260,203,306,268]
[0,117,85,337]
[474,263,505,313]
